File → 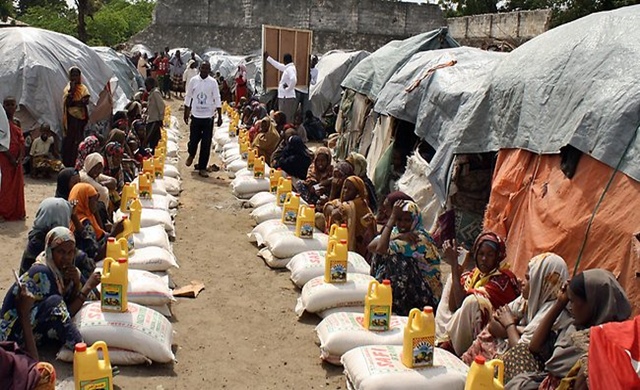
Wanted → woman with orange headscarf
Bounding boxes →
[322,176,376,257]
[62,67,90,168]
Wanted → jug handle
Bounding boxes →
[407,308,420,330]
[285,192,292,203]
[103,258,114,275]
[490,360,505,385]
[329,224,337,236]
[119,238,128,251]
[327,240,337,253]
[94,341,111,365]
[367,280,378,297]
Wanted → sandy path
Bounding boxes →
[0,99,344,389]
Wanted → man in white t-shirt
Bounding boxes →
[265,52,298,125]
[183,61,222,178]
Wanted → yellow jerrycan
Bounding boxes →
[116,215,134,254]
[270,168,283,193]
[142,158,155,183]
[240,139,249,159]
[120,183,137,212]
[329,223,349,246]
[253,156,266,178]
[129,198,142,234]
[247,148,257,170]
[281,193,301,226]
[101,257,128,313]
[276,177,292,206]
[364,279,393,331]
[465,356,505,390]
[295,205,315,239]
[106,237,128,261]
[138,172,153,199]
[153,156,164,179]
[402,306,436,369]
[324,239,348,283]
[74,341,113,390]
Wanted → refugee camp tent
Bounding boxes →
[92,46,144,100]
[168,48,203,65]
[335,28,458,159]
[130,43,153,58]
[0,27,116,135]
[309,50,370,118]
[441,6,640,310]
[203,52,262,95]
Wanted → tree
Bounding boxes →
[20,3,77,36]
[0,0,12,19]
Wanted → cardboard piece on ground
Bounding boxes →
[173,280,205,298]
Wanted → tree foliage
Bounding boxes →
[18,0,154,46]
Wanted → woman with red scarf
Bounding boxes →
[0,97,26,221]
[234,64,248,107]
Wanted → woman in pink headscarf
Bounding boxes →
[234,64,248,107]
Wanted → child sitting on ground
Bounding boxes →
[30,124,64,178]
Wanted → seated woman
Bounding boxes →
[370,200,442,315]
[376,191,414,226]
[295,147,333,207]
[270,127,298,167]
[0,227,101,353]
[251,117,280,162]
[20,198,98,280]
[462,253,571,367]
[438,232,520,356]
[74,135,101,171]
[506,269,631,390]
[346,152,377,212]
[102,142,125,194]
[79,152,118,217]
[322,176,376,257]
[272,136,313,181]
[317,161,354,210]
[55,168,80,200]
[69,183,123,251]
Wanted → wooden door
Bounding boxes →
[262,25,313,91]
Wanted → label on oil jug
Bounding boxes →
[80,377,111,390]
[367,305,391,331]
[283,209,297,225]
[278,192,288,205]
[254,170,264,178]
[411,336,435,368]
[101,284,124,312]
[139,190,151,200]
[127,236,135,253]
[329,261,347,283]
[299,223,314,239]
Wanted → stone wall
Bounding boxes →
[131,0,446,54]
[447,10,552,50]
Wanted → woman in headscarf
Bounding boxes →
[79,152,117,216]
[507,269,631,390]
[0,227,101,352]
[234,64,248,107]
[273,136,313,180]
[346,152,377,212]
[102,142,125,192]
[0,97,26,221]
[251,117,280,162]
[462,253,571,370]
[55,168,80,200]
[438,232,520,356]
[69,183,107,243]
[74,135,100,171]
[270,127,297,166]
[376,191,414,226]
[370,200,442,315]
[322,176,376,257]
[295,147,334,206]
[62,67,90,167]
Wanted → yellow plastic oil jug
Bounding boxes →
[101,257,128,313]
[116,216,134,254]
[465,356,505,390]
[138,173,152,199]
[247,148,256,170]
[295,205,315,239]
[240,139,249,159]
[153,156,164,179]
[364,279,393,331]
[276,177,292,206]
[142,158,155,183]
[253,156,266,178]
[120,183,137,212]
[106,237,128,261]
[329,223,349,246]
[129,198,142,234]
[324,239,348,283]
[281,193,301,225]
[74,341,113,390]
[270,168,283,193]
[402,306,436,369]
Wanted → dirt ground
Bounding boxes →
[0,98,345,389]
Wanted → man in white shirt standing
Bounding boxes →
[264,52,298,125]
[183,61,222,178]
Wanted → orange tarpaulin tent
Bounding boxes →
[484,149,640,312]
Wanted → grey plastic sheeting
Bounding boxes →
[340,28,459,102]
[309,50,370,117]
[0,27,114,135]
[130,44,153,58]
[459,5,640,183]
[203,53,262,94]
[92,46,144,100]
[168,48,203,66]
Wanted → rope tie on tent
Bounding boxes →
[405,60,457,93]
[572,123,639,275]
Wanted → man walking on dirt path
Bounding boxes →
[183,61,222,178]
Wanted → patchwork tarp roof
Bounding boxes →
[458,5,640,183]
[0,27,114,134]
[92,46,144,100]
[340,28,458,102]
[309,50,370,117]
